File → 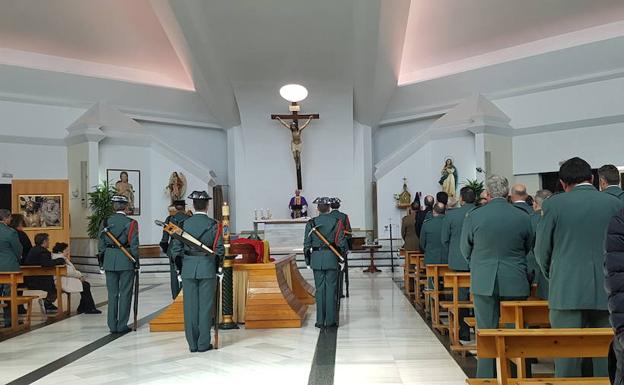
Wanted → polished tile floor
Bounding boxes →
[0,271,467,385]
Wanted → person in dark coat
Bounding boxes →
[9,214,32,314]
[22,233,65,313]
[605,208,624,385]
[416,195,434,237]
[9,214,32,263]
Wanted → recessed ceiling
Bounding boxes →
[399,0,624,85]
[0,0,194,90]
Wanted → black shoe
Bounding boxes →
[197,344,213,352]
[114,327,132,334]
[190,348,198,353]
[44,302,58,311]
[326,323,338,329]
[315,323,324,329]
[84,309,102,314]
[18,305,27,315]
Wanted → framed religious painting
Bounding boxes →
[107,169,141,216]
[18,194,63,229]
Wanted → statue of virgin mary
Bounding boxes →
[438,158,458,198]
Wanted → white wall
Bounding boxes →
[373,118,434,164]
[376,133,476,233]
[513,123,624,174]
[229,81,367,232]
[0,142,68,180]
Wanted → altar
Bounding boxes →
[253,218,308,253]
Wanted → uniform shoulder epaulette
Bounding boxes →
[423,218,432,224]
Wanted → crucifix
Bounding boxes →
[271,84,319,190]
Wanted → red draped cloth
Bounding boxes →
[231,238,266,263]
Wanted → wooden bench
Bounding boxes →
[404,251,424,301]
[442,271,474,352]
[500,300,550,329]
[467,328,612,385]
[21,265,69,318]
[0,272,38,332]
[424,264,451,333]
[468,375,610,383]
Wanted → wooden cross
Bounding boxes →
[271,109,319,190]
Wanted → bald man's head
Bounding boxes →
[432,202,446,217]
[424,195,434,209]
[510,184,528,203]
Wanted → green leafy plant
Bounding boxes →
[462,178,484,198]
[87,180,115,239]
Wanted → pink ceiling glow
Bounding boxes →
[0,0,194,90]
[399,0,624,85]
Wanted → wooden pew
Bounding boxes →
[467,328,612,385]
[500,301,549,329]
[0,272,37,332]
[404,251,424,302]
[21,265,69,318]
[425,264,451,333]
[441,271,473,352]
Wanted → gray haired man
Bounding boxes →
[461,175,533,378]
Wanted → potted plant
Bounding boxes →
[87,180,115,239]
[462,178,484,198]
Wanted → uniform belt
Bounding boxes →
[312,246,330,251]
[106,245,129,249]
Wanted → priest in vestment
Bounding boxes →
[289,190,308,218]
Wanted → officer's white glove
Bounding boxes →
[339,262,345,271]
[218,267,224,275]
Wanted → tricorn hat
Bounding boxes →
[111,195,129,203]
[188,191,211,201]
[313,197,331,205]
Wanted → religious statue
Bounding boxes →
[288,190,308,219]
[166,171,187,203]
[439,158,458,198]
[275,115,315,175]
[395,178,412,209]
[115,171,136,214]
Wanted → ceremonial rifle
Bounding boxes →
[101,223,140,331]
[155,220,216,256]
[307,224,345,264]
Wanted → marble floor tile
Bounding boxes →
[1,270,467,385]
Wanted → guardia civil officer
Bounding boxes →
[160,200,189,299]
[329,197,352,298]
[304,197,347,329]
[441,186,475,342]
[461,175,533,378]
[535,157,624,377]
[0,209,22,328]
[170,191,224,352]
[98,195,139,334]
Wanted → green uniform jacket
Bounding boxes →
[304,213,347,270]
[170,213,224,279]
[329,210,352,240]
[441,203,474,271]
[98,212,139,271]
[604,185,624,204]
[163,211,189,257]
[0,223,22,272]
[460,198,533,297]
[535,184,624,310]
[528,211,548,299]
[420,216,448,265]
[513,201,534,215]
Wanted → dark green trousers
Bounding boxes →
[458,287,471,341]
[182,277,216,351]
[170,261,181,299]
[313,269,338,326]
[550,309,609,377]
[105,270,134,333]
[474,292,526,378]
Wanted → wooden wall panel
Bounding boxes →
[11,180,70,249]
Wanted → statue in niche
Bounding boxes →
[166,172,187,203]
[439,158,458,198]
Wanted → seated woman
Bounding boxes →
[51,242,101,314]
[9,214,33,314]
[22,233,65,313]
